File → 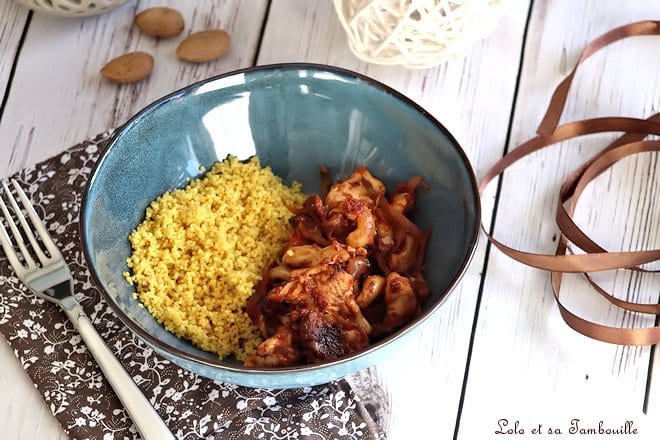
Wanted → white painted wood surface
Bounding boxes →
[0,0,268,177]
[0,1,27,93]
[458,0,660,438]
[0,0,657,439]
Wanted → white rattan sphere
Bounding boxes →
[15,0,129,17]
[334,0,509,69]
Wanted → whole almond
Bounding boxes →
[134,7,184,38]
[176,29,230,63]
[101,52,154,84]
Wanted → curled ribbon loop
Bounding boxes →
[480,20,660,345]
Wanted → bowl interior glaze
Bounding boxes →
[82,64,480,388]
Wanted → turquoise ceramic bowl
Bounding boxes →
[81,64,480,389]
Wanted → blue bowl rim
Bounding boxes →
[81,62,482,376]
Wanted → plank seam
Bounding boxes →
[252,0,273,66]
[643,314,660,414]
[0,11,32,123]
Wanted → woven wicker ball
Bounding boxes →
[334,0,509,69]
[15,0,129,17]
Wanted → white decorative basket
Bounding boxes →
[15,0,129,17]
[334,0,509,69]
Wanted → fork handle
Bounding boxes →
[63,300,175,440]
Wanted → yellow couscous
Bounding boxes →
[124,156,305,360]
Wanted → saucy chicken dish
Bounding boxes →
[245,167,431,367]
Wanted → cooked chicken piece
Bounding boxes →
[357,167,387,196]
[298,309,369,362]
[247,263,371,367]
[283,264,370,335]
[374,208,395,255]
[265,270,316,310]
[244,326,301,367]
[382,200,429,273]
[382,272,420,331]
[281,244,323,267]
[343,198,376,249]
[356,275,386,309]
[282,242,352,268]
[326,167,386,209]
[390,192,414,215]
[390,176,428,214]
[269,264,292,281]
[388,234,417,274]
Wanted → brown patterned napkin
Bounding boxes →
[0,131,389,439]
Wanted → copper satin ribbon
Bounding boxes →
[479,20,660,345]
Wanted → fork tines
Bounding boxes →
[0,180,60,273]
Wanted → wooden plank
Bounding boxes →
[459,1,660,437]
[0,1,28,99]
[0,0,268,178]
[259,1,531,438]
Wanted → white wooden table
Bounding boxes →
[0,0,658,438]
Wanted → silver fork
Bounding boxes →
[0,180,175,440]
